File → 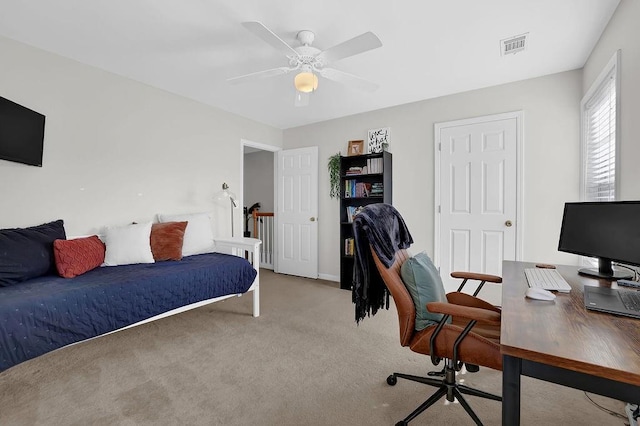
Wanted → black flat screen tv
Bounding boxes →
[0,96,45,167]
[558,201,640,280]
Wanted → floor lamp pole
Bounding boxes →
[221,182,237,238]
[230,197,235,237]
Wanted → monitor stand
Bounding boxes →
[578,257,633,280]
[578,268,633,280]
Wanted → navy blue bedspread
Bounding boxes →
[0,253,256,371]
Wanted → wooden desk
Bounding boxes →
[501,261,640,425]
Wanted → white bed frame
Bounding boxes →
[0,237,263,371]
[84,237,261,341]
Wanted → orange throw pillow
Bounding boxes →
[54,235,106,278]
[150,221,187,261]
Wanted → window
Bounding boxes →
[580,50,620,202]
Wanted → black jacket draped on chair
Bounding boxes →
[352,203,413,323]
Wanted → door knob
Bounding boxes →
[310,217,316,222]
[505,220,513,227]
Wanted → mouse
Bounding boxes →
[525,288,556,301]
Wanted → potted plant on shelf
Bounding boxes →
[328,153,341,199]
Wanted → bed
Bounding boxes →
[0,238,261,372]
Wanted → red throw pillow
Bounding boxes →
[150,221,187,261]
[53,235,106,278]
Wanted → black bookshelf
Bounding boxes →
[339,151,392,290]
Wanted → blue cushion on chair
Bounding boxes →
[0,220,66,286]
[400,251,448,331]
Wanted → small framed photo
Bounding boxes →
[347,140,365,156]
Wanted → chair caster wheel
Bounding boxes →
[465,363,480,373]
[427,367,446,377]
[387,375,397,386]
[395,421,408,426]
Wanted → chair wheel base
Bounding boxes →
[387,367,500,426]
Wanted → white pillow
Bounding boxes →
[103,222,155,266]
[157,212,214,256]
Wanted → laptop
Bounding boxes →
[584,286,640,319]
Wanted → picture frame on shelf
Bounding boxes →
[347,140,365,156]
[367,127,390,153]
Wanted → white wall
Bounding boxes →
[284,70,583,280]
[0,36,282,237]
[582,0,640,200]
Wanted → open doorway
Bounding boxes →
[241,139,278,270]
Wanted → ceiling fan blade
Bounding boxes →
[316,32,382,63]
[242,21,299,58]
[319,68,379,92]
[227,67,292,85]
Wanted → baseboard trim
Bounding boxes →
[319,273,339,282]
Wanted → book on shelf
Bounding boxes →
[366,158,383,174]
[345,166,368,175]
[344,237,355,256]
[344,181,374,198]
[345,205,366,223]
[356,182,371,197]
[362,182,371,197]
[344,180,352,198]
[370,182,384,196]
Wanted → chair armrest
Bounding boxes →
[426,300,501,368]
[426,302,501,326]
[446,292,501,313]
[451,271,502,284]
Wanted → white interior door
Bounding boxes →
[435,112,521,305]
[275,147,318,278]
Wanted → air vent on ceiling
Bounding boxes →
[500,33,528,56]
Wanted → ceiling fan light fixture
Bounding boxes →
[294,71,318,93]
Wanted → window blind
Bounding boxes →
[582,66,617,202]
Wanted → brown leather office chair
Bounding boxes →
[371,248,503,426]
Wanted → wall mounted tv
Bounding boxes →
[0,96,45,167]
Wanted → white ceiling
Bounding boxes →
[0,0,620,130]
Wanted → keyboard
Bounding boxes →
[620,290,640,312]
[524,268,572,292]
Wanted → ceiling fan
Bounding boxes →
[228,21,382,106]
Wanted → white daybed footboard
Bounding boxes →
[213,237,261,317]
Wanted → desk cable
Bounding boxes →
[583,392,628,422]
[613,263,640,281]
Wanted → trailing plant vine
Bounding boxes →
[328,152,341,199]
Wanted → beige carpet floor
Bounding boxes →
[0,270,628,425]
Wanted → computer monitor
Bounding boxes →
[558,201,640,280]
